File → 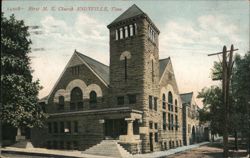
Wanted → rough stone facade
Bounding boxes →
[159,60,183,151]
[31,4,203,154]
[181,92,205,146]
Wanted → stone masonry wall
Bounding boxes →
[31,111,134,151]
[46,55,109,113]
[108,16,162,153]
[159,61,183,150]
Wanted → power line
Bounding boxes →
[208,44,238,158]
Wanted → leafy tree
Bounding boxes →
[197,86,223,135]
[1,13,47,130]
[211,61,223,80]
[198,51,250,152]
[231,52,250,151]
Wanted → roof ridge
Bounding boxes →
[75,50,109,85]
[131,4,145,14]
[75,50,109,67]
[108,4,145,26]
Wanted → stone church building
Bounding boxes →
[32,4,196,154]
[181,92,206,146]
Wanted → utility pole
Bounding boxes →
[208,44,238,158]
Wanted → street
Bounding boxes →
[167,141,248,158]
[167,143,223,158]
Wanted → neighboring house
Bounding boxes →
[32,4,185,154]
[181,92,206,145]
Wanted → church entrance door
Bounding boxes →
[105,119,127,139]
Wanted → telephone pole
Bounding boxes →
[208,44,238,158]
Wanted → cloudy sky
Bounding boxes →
[2,0,249,106]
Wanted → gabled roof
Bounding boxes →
[109,4,145,25]
[159,57,170,78]
[180,92,193,104]
[75,51,109,85]
[45,51,109,102]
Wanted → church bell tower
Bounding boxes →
[107,4,161,153]
[107,4,160,110]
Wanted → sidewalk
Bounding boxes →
[134,142,210,158]
[1,147,111,158]
[1,141,210,158]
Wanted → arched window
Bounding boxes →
[129,24,134,36]
[124,26,128,38]
[124,57,127,81]
[162,94,166,109]
[115,30,118,40]
[148,26,151,39]
[151,29,153,40]
[134,23,137,35]
[152,30,155,42]
[89,91,97,105]
[58,96,64,110]
[120,51,131,81]
[70,87,83,110]
[119,28,123,39]
[171,114,174,130]
[168,91,173,111]
[151,60,154,82]
[175,99,178,112]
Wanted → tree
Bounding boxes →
[197,86,223,135]
[1,13,47,134]
[231,52,250,153]
[198,51,250,154]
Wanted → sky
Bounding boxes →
[2,0,249,106]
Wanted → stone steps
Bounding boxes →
[83,140,132,158]
[11,140,34,149]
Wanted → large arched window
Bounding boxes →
[89,91,97,105]
[151,60,154,82]
[58,96,64,110]
[120,51,131,82]
[124,57,127,81]
[168,91,173,112]
[162,94,166,109]
[175,99,178,112]
[70,87,83,110]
